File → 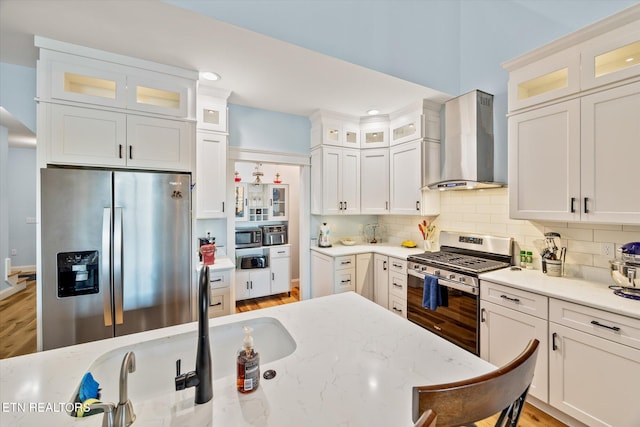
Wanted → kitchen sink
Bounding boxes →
[68,317,296,409]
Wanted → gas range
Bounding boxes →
[407,231,513,290]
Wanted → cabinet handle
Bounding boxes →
[129,145,133,159]
[210,302,222,307]
[480,308,486,323]
[222,202,225,213]
[339,201,343,210]
[416,201,420,211]
[341,261,352,265]
[341,279,351,283]
[250,281,253,289]
[386,201,389,210]
[392,306,403,313]
[570,197,576,213]
[272,273,275,280]
[552,332,558,351]
[392,282,402,288]
[392,263,402,268]
[344,201,348,210]
[383,261,387,271]
[584,197,589,214]
[270,199,273,207]
[211,278,222,282]
[500,294,520,304]
[119,144,123,159]
[277,251,285,254]
[590,320,620,332]
[246,282,249,290]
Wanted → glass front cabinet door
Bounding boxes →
[268,184,289,221]
[235,183,248,221]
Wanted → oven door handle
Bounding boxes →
[437,278,478,296]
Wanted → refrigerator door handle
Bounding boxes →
[114,207,124,325]
[102,208,113,327]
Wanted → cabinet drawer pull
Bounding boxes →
[277,251,286,254]
[392,263,403,268]
[341,279,351,284]
[552,332,558,351]
[584,197,589,214]
[341,261,352,265]
[392,283,403,288]
[210,302,222,307]
[590,320,620,332]
[211,278,222,282]
[392,306,403,313]
[500,294,520,304]
[570,197,576,213]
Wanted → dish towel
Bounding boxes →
[422,274,448,310]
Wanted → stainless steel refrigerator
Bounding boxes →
[41,167,192,350]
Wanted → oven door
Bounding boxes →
[407,271,479,355]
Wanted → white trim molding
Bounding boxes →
[228,147,310,166]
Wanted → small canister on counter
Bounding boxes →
[546,259,563,277]
[201,244,216,266]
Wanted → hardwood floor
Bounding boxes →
[236,288,566,427]
[0,272,37,359]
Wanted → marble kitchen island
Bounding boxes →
[0,292,495,426]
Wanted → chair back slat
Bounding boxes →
[412,339,539,427]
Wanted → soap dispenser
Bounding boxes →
[237,326,260,393]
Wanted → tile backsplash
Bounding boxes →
[379,188,639,283]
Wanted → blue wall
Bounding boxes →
[0,63,37,133]
[228,104,310,155]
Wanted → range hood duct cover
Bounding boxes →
[427,90,505,191]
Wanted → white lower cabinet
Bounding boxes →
[269,246,291,295]
[549,299,640,427]
[373,254,407,314]
[356,253,373,300]
[334,255,356,294]
[235,269,271,301]
[208,269,232,318]
[310,252,356,297]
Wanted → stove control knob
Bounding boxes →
[421,266,427,272]
[434,270,441,276]
[449,274,456,280]
[459,277,466,283]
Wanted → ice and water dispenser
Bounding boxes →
[57,251,100,297]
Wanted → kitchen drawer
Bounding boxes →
[480,281,548,319]
[389,295,407,318]
[208,288,230,318]
[389,257,407,273]
[550,298,640,350]
[269,246,290,258]
[209,269,231,290]
[335,255,356,271]
[389,271,407,298]
[334,269,356,294]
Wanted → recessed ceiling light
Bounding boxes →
[625,57,635,63]
[201,71,221,81]
[367,109,380,115]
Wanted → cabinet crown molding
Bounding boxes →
[502,4,640,72]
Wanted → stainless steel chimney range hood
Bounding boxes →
[427,90,505,191]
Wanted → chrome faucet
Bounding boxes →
[115,351,136,427]
[175,265,213,404]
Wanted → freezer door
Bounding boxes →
[41,168,114,350]
[113,171,192,336]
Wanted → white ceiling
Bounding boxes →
[0,0,451,122]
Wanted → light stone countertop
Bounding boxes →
[311,243,426,259]
[0,292,494,427]
[479,268,640,319]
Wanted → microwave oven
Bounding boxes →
[236,228,262,249]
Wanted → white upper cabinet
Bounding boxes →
[310,111,361,149]
[360,117,389,149]
[580,81,640,223]
[360,149,390,214]
[126,114,190,170]
[196,86,231,133]
[310,147,360,215]
[389,101,441,146]
[507,49,581,112]
[580,21,640,91]
[508,99,581,221]
[126,73,192,118]
[196,132,227,219]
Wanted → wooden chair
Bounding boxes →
[412,339,540,427]
[414,409,438,427]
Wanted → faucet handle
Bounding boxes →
[175,359,200,391]
[86,401,115,427]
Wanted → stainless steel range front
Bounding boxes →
[407,232,512,355]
